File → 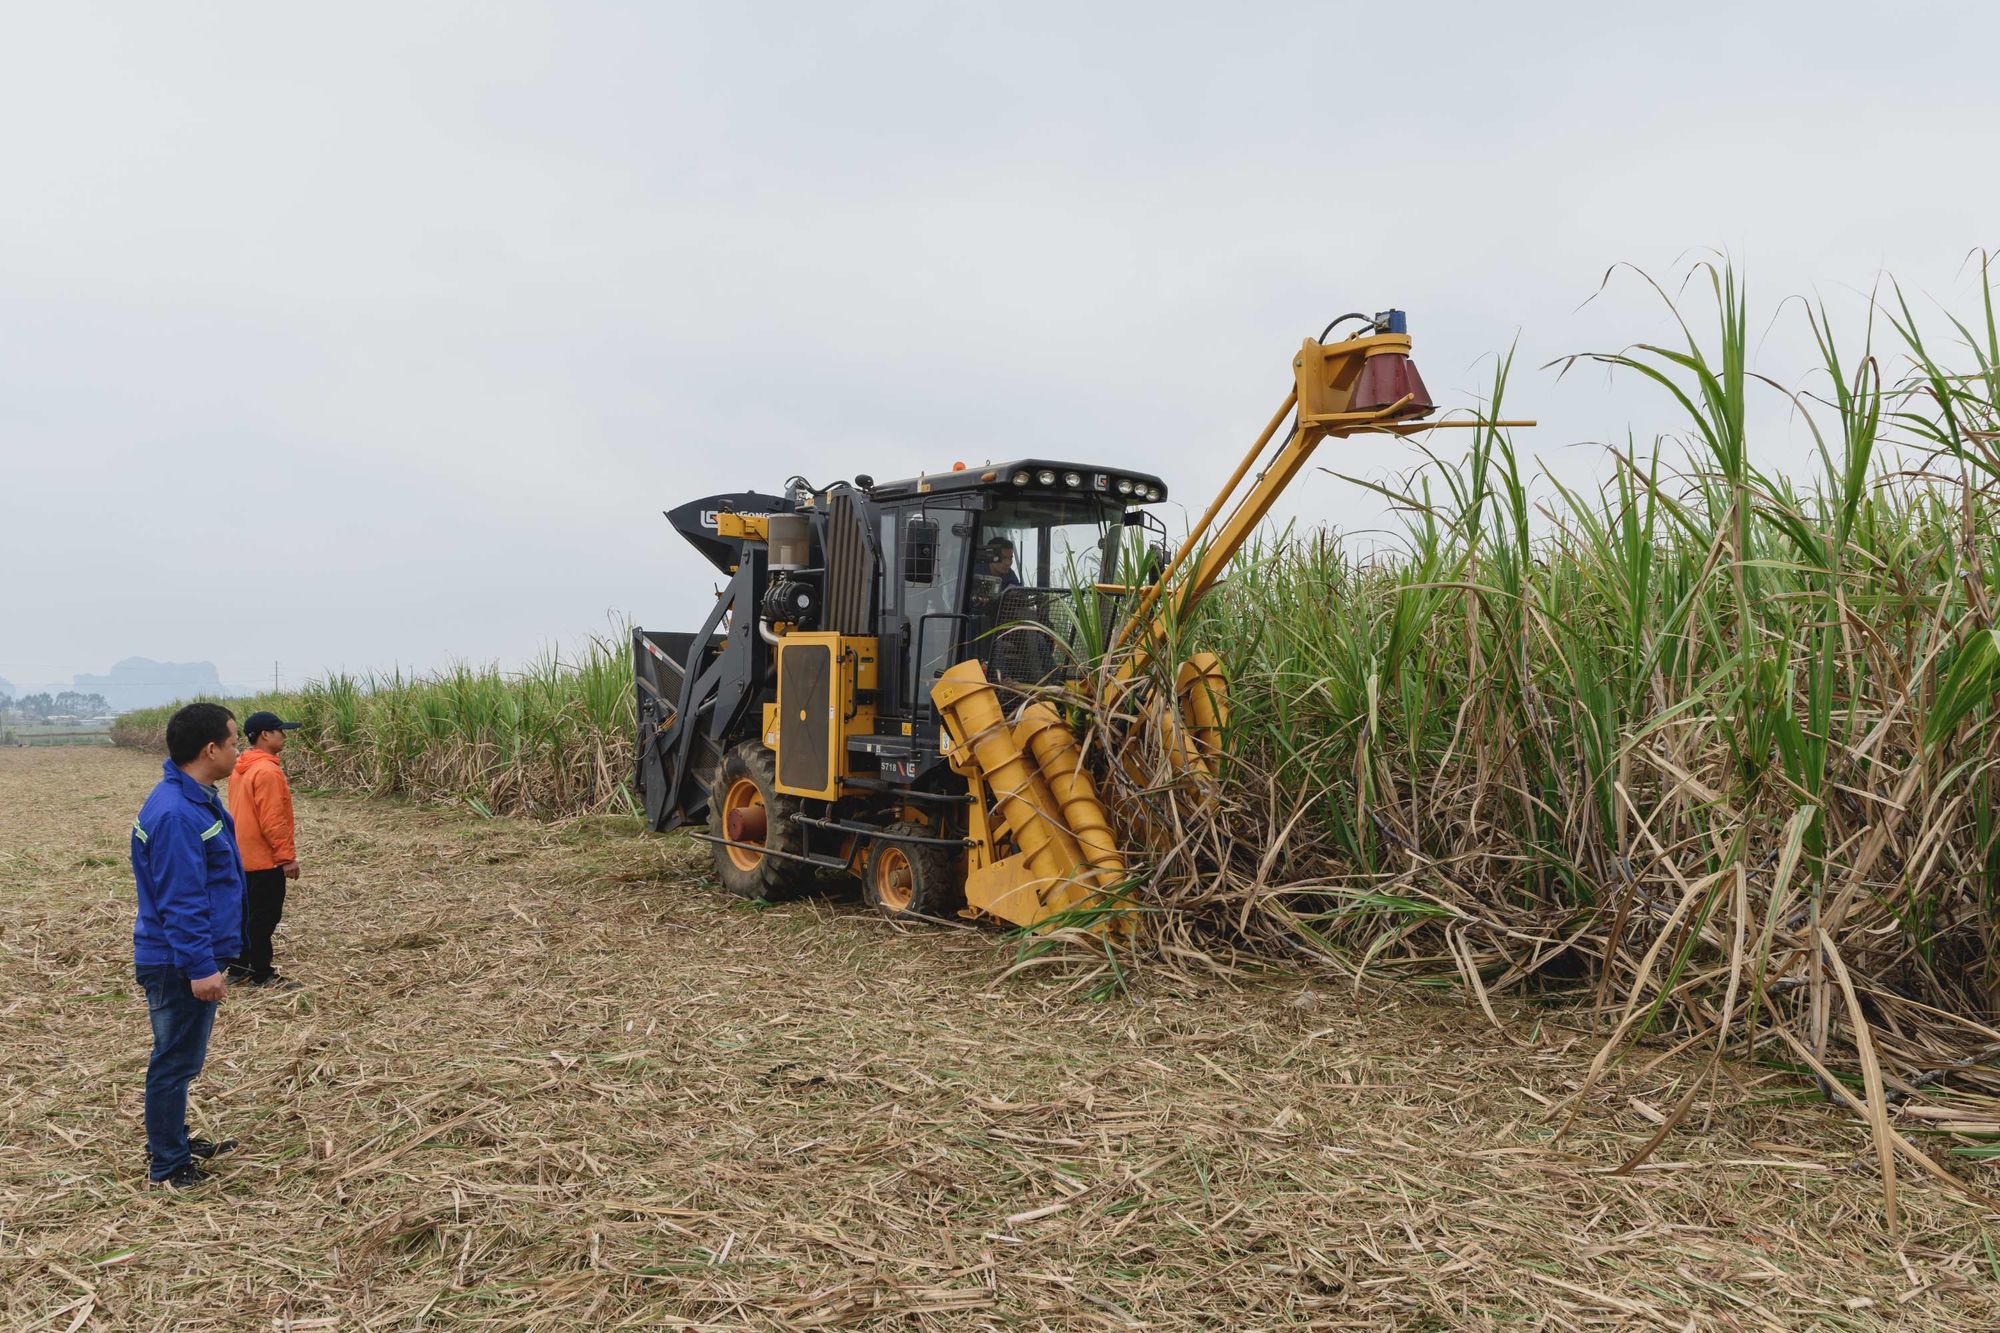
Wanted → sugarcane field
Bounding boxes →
[8,5,2000,1331]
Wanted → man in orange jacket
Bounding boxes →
[225,710,303,989]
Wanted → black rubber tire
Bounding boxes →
[706,742,810,901]
[862,822,965,920]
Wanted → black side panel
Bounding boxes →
[877,624,904,718]
[824,489,873,635]
[777,642,833,792]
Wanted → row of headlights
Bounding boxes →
[1010,468,1163,502]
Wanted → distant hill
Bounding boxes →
[74,658,227,712]
[0,675,14,700]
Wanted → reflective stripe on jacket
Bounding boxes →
[131,759,246,979]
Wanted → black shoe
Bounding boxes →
[151,1163,209,1190]
[250,974,301,991]
[146,1136,238,1167]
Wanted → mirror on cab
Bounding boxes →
[904,516,939,586]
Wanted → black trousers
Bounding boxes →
[231,867,287,981]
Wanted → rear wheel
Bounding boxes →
[863,822,964,920]
[707,742,809,900]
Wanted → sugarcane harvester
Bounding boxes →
[634,311,1525,931]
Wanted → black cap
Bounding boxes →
[244,710,301,738]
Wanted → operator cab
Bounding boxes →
[968,492,1117,686]
[868,460,1169,737]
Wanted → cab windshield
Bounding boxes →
[974,495,1118,593]
[968,495,1122,687]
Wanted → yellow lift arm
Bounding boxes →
[1114,316,1532,678]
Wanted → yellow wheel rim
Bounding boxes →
[721,777,765,872]
[874,845,914,913]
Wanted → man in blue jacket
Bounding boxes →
[131,702,247,1188]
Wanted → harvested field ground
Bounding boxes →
[2,748,1997,1330]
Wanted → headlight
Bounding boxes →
[1012,471,1031,486]
[1063,471,1082,488]
[1116,478,1133,495]
[1036,469,1056,485]
[1143,486,1161,501]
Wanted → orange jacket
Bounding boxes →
[229,748,296,871]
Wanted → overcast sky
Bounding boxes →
[3,2,1996,693]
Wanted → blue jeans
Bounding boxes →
[135,963,218,1179]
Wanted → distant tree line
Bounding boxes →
[0,691,113,720]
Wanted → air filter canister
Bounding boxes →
[767,513,810,570]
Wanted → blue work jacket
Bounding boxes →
[130,758,246,979]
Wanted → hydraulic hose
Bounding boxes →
[1317,312,1373,342]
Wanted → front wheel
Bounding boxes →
[706,742,809,900]
[863,822,965,920]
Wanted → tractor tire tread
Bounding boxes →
[863,821,965,920]
[707,742,811,901]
